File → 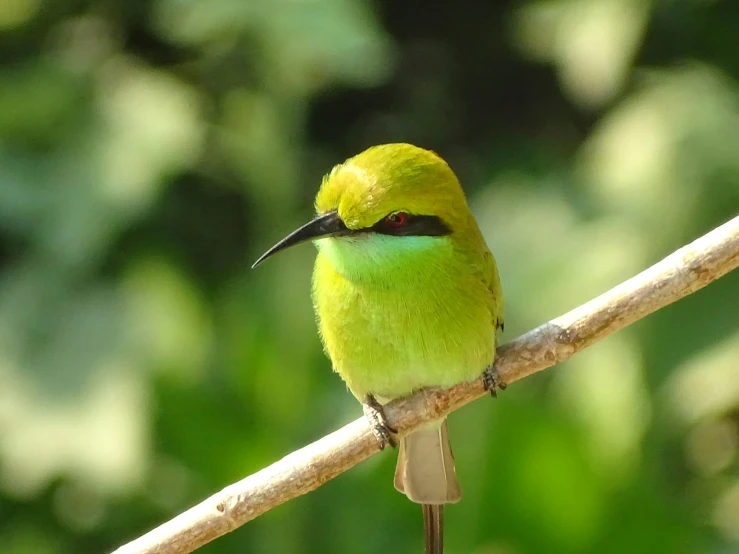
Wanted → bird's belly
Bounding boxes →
[315,274,496,400]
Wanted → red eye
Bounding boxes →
[385,212,407,228]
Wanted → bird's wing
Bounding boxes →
[482,249,505,332]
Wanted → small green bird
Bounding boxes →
[253,143,504,554]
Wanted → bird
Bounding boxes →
[253,143,504,554]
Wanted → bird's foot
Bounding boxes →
[362,395,397,450]
[482,364,507,398]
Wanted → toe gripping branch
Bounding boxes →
[363,364,505,451]
[362,395,397,450]
[482,364,507,398]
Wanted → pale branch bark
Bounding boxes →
[113,215,739,554]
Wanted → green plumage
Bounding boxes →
[255,143,504,554]
[312,143,503,400]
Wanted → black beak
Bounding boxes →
[252,212,349,268]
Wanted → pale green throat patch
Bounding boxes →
[315,234,453,281]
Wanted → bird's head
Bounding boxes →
[252,143,474,271]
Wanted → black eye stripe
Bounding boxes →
[371,214,451,237]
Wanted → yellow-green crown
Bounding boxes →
[315,143,470,231]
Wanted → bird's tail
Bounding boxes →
[394,418,461,554]
[423,504,444,554]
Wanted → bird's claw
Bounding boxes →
[363,395,397,450]
[482,364,506,398]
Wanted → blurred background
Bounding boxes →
[1,0,738,553]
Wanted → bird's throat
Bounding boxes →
[314,234,454,283]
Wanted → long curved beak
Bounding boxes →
[252,212,349,268]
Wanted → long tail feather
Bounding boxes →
[423,504,444,554]
[394,419,461,503]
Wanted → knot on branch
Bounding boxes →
[214,496,239,531]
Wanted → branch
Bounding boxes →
[113,215,739,554]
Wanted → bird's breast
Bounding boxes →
[312,238,496,400]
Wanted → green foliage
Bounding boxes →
[0,1,738,553]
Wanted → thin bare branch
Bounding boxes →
[113,215,739,554]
